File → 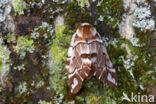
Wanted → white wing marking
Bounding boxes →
[82,58,91,66]
[72,78,78,89]
[107,73,116,85]
[91,57,96,62]
[93,71,96,76]
[68,47,73,57]
[99,67,106,79]
[76,28,83,37]
[81,23,90,26]
[70,33,77,47]
[90,27,96,36]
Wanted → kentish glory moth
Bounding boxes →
[66,23,117,94]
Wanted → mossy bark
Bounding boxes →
[0,0,155,104]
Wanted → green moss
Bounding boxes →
[52,26,71,62]
[1,0,155,103]
[50,26,72,99]
[96,0,124,29]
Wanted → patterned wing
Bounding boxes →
[92,40,117,87]
[66,23,117,94]
[66,33,92,94]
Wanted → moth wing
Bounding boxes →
[66,33,91,94]
[92,42,117,87]
[68,47,83,94]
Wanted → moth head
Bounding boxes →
[76,23,97,38]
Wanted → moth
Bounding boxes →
[66,23,117,94]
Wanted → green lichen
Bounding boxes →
[13,0,27,15]
[6,33,16,43]
[19,82,27,94]
[0,38,11,83]
[75,0,88,8]
[13,36,34,59]
[14,36,34,53]
[38,100,52,104]
[96,0,124,29]
[0,38,11,60]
